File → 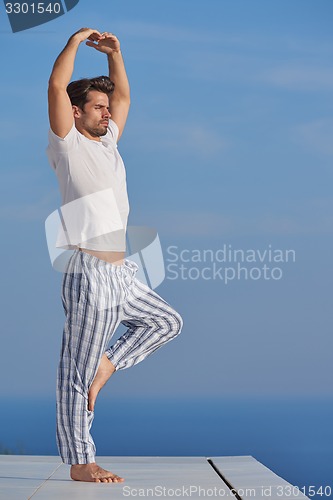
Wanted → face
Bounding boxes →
[74,90,111,138]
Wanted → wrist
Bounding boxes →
[68,33,84,46]
[107,49,122,57]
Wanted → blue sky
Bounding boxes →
[0,0,332,399]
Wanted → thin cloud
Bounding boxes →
[292,118,333,155]
[117,19,245,46]
[0,190,59,221]
[135,202,333,238]
[126,120,228,157]
[260,65,333,91]
[118,19,333,57]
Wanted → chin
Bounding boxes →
[99,127,108,136]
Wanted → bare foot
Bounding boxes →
[70,463,124,483]
[88,354,116,412]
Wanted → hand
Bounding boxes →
[70,27,102,44]
[86,32,121,54]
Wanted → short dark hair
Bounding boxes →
[67,76,115,110]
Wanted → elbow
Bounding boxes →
[48,78,67,93]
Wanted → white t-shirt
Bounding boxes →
[47,120,129,252]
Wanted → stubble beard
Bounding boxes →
[86,124,108,138]
[80,114,108,138]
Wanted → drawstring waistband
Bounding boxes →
[75,248,139,276]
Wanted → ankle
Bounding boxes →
[71,462,96,468]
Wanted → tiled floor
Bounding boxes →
[0,455,308,499]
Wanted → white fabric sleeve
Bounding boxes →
[107,119,119,143]
[48,123,78,152]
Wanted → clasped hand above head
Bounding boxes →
[71,27,121,54]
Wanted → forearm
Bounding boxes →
[107,50,130,102]
[49,35,80,89]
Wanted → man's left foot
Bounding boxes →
[88,354,116,411]
[71,463,124,483]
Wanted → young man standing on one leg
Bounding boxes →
[47,28,183,483]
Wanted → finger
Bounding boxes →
[85,41,103,52]
[88,32,102,41]
[85,41,98,49]
[101,32,117,38]
[87,29,102,40]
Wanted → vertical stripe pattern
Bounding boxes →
[56,249,183,464]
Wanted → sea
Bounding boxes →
[0,396,332,499]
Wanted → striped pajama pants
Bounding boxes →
[56,248,183,465]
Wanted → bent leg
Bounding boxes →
[105,265,183,371]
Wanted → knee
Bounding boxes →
[165,309,183,340]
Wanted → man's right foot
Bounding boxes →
[88,354,116,412]
[70,463,124,483]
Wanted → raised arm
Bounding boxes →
[86,32,130,140]
[48,28,102,138]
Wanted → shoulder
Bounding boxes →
[107,119,119,144]
[48,123,81,152]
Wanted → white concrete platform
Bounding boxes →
[0,455,309,500]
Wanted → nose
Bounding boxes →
[102,109,111,119]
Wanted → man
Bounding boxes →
[47,27,183,483]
